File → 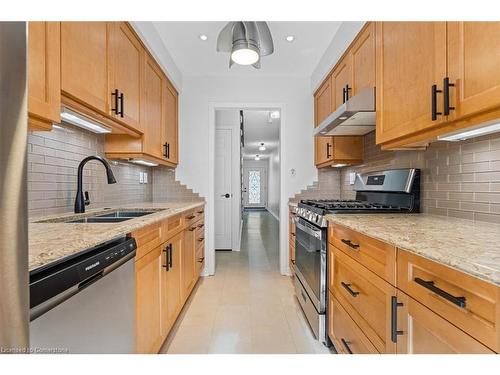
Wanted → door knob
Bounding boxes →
[221,193,230,198]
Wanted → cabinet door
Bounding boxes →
[447,22,500,122]
[135,246,162,353]
[163,80,179,164]
[164,232,183,329]
[376,22,448,145]
[61,22,108,113]
[142,54,164,159]
[395,291,494,354]
[314,78,334,166]
[350,22,375,96]
[182,225,197,300]
[108,22,142,130]
[28,22,61,129]
[331,57,352,110]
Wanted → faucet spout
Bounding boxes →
[74,156,117,214]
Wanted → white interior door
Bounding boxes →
[242,167,267,208]
[215,128,232,250]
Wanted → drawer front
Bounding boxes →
[196,245,204,275]
[161,213,184,242]
[329,224,396,284]
[396,291,494,354]
[184,209,198,227]
[328,293,379,354]
[332,247,396,353]
[133,223,161,260]
[397,250,499,352]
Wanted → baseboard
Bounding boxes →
[268,208,280,222]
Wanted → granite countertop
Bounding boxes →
[325,213,500,286]
[29,201,205,271]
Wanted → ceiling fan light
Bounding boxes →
[231,43,260,65]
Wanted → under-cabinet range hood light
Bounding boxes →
[331,163,348,168]
[314,87,376,137]
[437,120,500,141]
[128,159,159,167]
[60,107,112,134]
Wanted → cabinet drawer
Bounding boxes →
[396,291,494,354]
[332,247,396,353]
[196,245,205,275]
[184,209,198,227]
[397,250,499,352]
[329,224,396,284]
[132,223,161,260]
[160,213,184,242]
[328,293,379,354]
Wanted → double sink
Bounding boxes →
[35,209,166,224]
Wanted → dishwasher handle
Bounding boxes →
[78,271,104,291]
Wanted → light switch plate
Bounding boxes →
[139,172,144,184]
[349,172,356,185]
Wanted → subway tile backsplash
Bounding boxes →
[293,131,500,224]
[27,124,201,217]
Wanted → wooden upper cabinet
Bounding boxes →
[61,22,109,114]
[331,57,352,110]
[447,22,500,122]
[375,22,448,145]
[108,22,142,131]
[163,80,179,164]
[142,54,164,159]
[350,22,375,96]
[314,77,334,166]
[28,22,61,131]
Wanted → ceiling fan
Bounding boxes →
[216,22,274,69]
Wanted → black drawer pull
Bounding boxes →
[414,277,466,308]
[391,296,404,343]
[341,282,360,297]
[197,257,205,263]
[186,215,196,220]
[198,237,204,242]
[341,338,353,354]
[188,227,197,231]
[443,77,455,116]
[431,84,442,121]
[341,239,360,249]
[197,223,204,228]
[197,210,204,214]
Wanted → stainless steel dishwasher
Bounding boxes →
[29,236,137,354]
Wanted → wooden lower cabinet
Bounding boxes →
[162,232,183,334]
[135,245,162,353]
[182,223,197,300]
[395,291,494,354]
[329,293,379,354]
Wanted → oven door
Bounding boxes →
[294,217,326,313]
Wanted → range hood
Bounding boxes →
[314,87,376,137]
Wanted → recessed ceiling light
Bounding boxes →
[259,143,266,151]
[285,35,295,42]
[199,34,208,41]
[255,155,260,161]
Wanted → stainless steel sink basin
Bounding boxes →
[34,208,167,224]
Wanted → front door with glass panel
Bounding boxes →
[242,167,267,208]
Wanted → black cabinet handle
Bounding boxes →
[186,215,196,220]
[111,89,119,115]
[163,143,168,158]
[431,84,442,121]
[342,87,346,104]
[341,282,360,297]
[341,239,360,250]
[197,224,204,228]
[414,277,466,308]
[443,77,455,116]
[391,296,404,343]
[118,92,124,118]
[188,226,197,231]
[341,338,353,354]
[198,237,205,242]
[168,244,173,268]
[162,245,169,270]
[197,210,204,214]
[326,142,332,159]
[345,84,351,101]
[197,257,205,263]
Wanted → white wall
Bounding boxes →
[310,21,365,92]
[177,75,317,275]
[267,152,280,220]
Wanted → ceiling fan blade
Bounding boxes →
[216,22,236,52]
[255,22,274,56]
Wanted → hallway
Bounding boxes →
[161,210,330,354]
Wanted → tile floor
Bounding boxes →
[161,210,332,354]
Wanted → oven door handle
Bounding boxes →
[295,220,322,240]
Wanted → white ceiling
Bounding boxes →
[242,110,280,160]
[152,21,341,77]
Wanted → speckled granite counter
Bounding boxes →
[29,201,205,271]
[325,213,500,286]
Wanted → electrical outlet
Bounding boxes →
[349,172,356,185]
[144,172,148,184]
[139,172,144,184]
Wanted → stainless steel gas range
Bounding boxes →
[292,168,420,346]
